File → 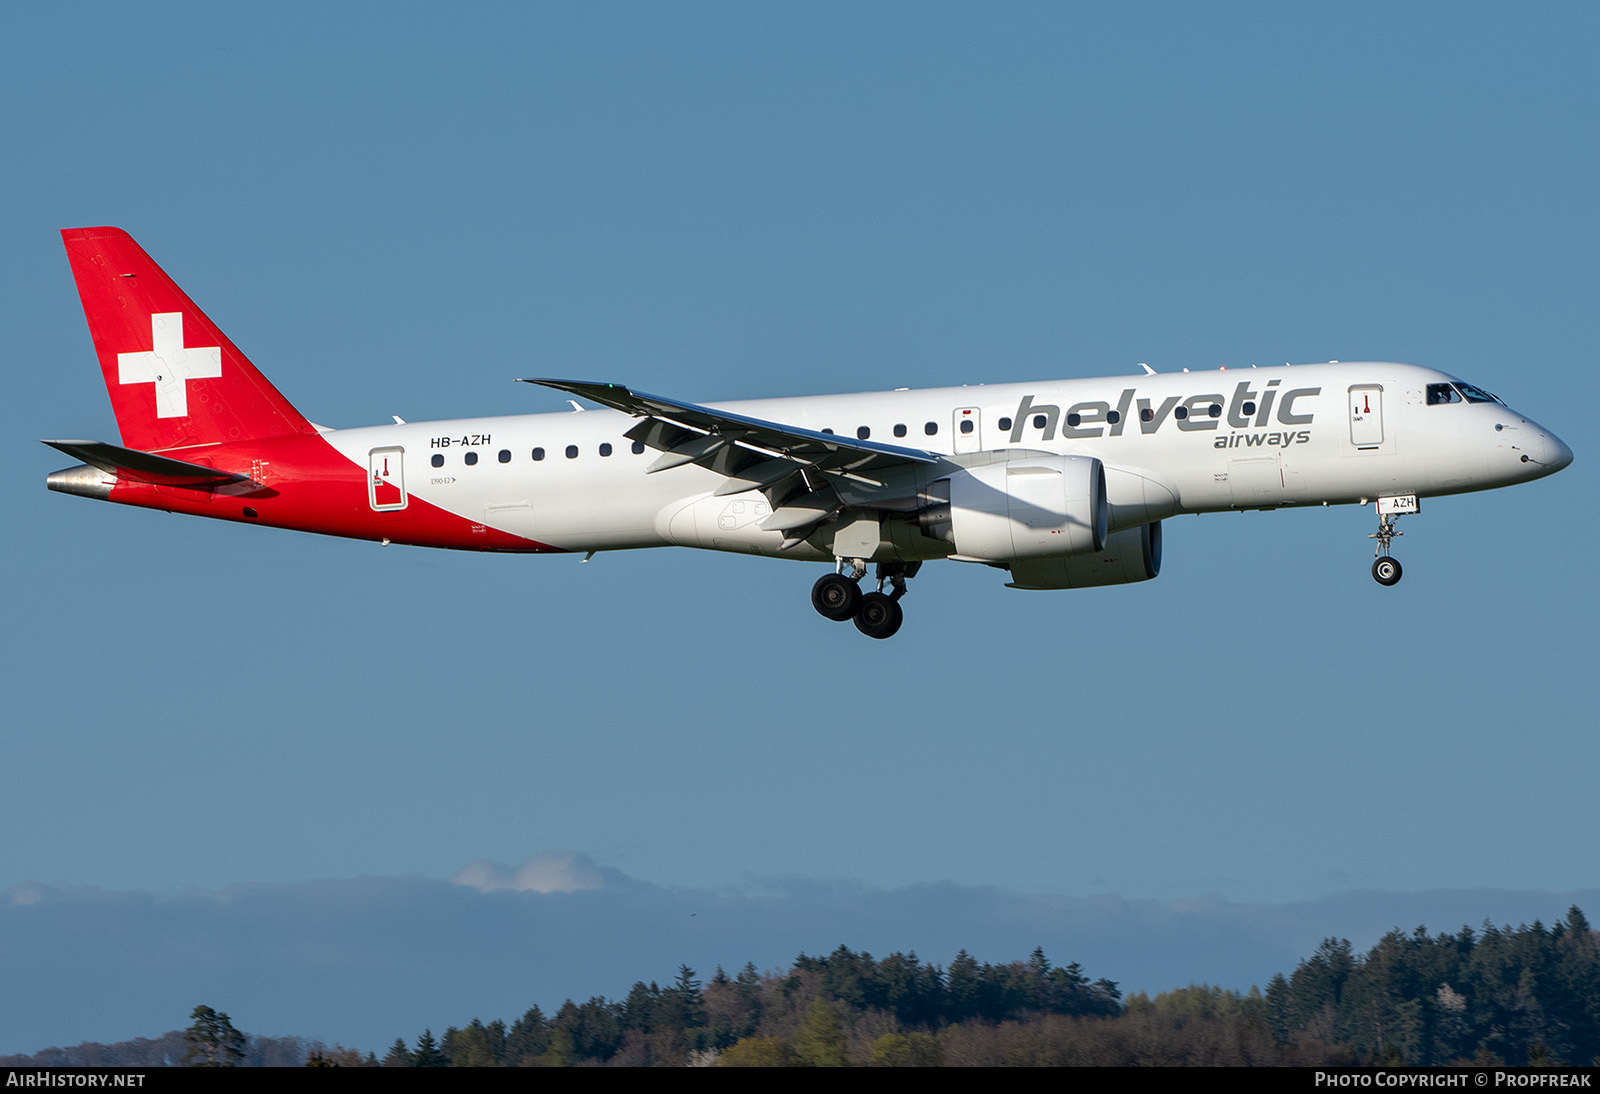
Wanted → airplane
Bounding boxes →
[45,227,1573,639]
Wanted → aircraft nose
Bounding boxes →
[1546,431,1574,473]
[1519,424,1573,477]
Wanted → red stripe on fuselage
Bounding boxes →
[106,431,562,552]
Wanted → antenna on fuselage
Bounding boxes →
[1138,362,1155,375]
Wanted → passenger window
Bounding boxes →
[821,428,834,434]
[998,417,1012,431]
[1033,414,1047,429]
[599,443,612,457]
[464,451,478,466]
[565,445,578,459]
[632,440,646,454]
[960,420,974,434]
[1066,413,1081,427]
[431,453,444,468]
[1208,404,1221,418]
[1174,406,1189,420]
[857,426,871,440]
[498,449,511,463]
[1140,408,1153,422]
[1106,410,1120,424]
[1242,402,1256,416]
[925,422,938,436]
[532,447,545,461]
[893,423,906,438]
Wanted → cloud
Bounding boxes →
[451,853,605,894]
[9,884,43,907]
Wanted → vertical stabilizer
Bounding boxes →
[61,227,316,451]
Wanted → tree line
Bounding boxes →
[380,947,1122,1067]
[5,906,1595,1066]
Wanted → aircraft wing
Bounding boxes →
[520,379,940,470]
[519,378,943,541]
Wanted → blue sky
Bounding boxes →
[3,1,1596,1055]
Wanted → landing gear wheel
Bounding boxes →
[812,573,861,621]
[1368,510,1405,587]
[854,592,904,639]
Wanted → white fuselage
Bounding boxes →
[321,362,1568,562]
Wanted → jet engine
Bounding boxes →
[918,454,1107,561]
[1004,521,1163,589]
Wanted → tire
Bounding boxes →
[853,592,904,639]
[1372,557,1403,586]
[812,573,861,621]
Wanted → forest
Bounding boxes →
[7,906,1596,1067]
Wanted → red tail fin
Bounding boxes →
[61,227,315,451]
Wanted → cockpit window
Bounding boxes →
[1428,381,1501,406]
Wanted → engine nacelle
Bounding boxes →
[1005,521,1163,589]
[919,455,1107,562]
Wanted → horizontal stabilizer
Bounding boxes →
[41,440,253,488]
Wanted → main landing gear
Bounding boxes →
[811,560,918,639]
[1369,512,1403,586]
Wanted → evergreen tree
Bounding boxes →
[946,949,981,1021]
[443,1019,502,1067]
[668,965,706,1033]
[705,965,761,1048]
[878,951,940,1026]
[181,1006,245,1067]
[506,1005,549,1064]
[674,964,702,996]
[622,981,661,1034]
[412,1029,446,1067]
[1264,972,1293,1043]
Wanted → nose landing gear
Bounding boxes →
[812,560,917,638]
[1369,510,1404,586]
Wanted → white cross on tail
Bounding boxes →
[117,313,222,418]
